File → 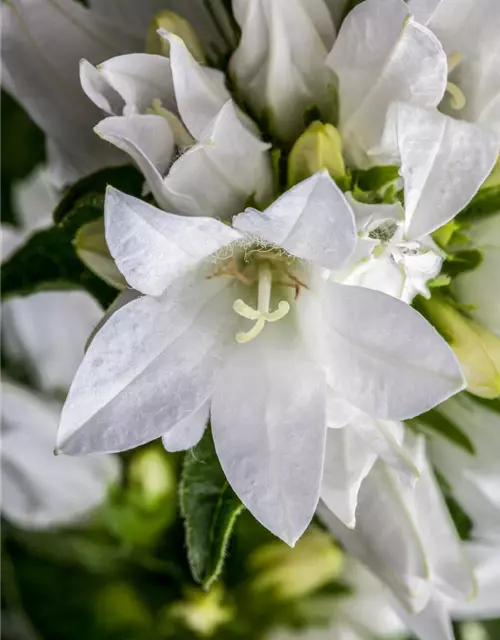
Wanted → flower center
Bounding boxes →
[445,51,467,110]
[233,261,290,344]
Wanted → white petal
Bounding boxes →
[162,402,209,452]
[80,58,124,115]
[95,115,175,211]
[2,0,135,184]
[2,291,102,394]
[318,461,431,612]
[104,187,241,296]
[2,380,120,530]
[12,165,59,233]
[394,594,454,640]
[322,281,465,419]
[339,255,406,299]
[321,426,377,528]
[163,100,273,219]
[234,172,356,269]
[160,31,230,140]
[57,274,236,455]
[452,541,500,620]
[211,323,327,546]
[327,0,447,166]
[98,53,176,114]
[379,103,498,238]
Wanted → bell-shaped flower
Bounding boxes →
[2,379,120,530]
[337,196,444,304]
[319,434,475,640]
[327,0,448,168]
[57,172,464,546]
[230,0,336,142]
[428,393,500,543]
[451,212,500,337]
[407,0,500,136]
[376,102,498,239]
[83,36,273,219]
[1,167,103,394]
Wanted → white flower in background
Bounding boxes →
[407,0,500,137]
[319,433,475,640]
[1,167,103,394]
[56,172,464,546]
[80,35,273,219]
[1,379,120,530]
[428,394,500,543]
[1,0,233,186]
[270,559,406,640]
[451,213,500,337]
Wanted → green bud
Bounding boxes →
[481,154,500,190]
[288,121,346,188]
[418,295,500,399]
[164,587,233,637]
[129,447,176,510]
[146,10,206,63]
[249,528,343,600]
[96,583,152,631]
[75,218,126,290]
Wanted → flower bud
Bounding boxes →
[288,121,346,188]
[164,587,232,637]
[451,213,500,338]
[249,528,343,600]
[418,295,500,399]
[146,11,206,63]
[75,218,126,290]
[129,447,176,510]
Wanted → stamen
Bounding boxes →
[447,51,463,74]
[446,81,467,110]
[233,261,291,343]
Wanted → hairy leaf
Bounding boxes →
[180,429,244,590]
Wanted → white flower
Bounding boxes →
[1,0,233,185]
[408,0,500,137]
[451,213,500,337]
[1,167,103,394]
[428,393,500,543]
[56,172,464,546]
[337,196,444,303]
[319,433,475,640]
[1,379,120,530]
[230,0,336,142]
[81,36,273,219]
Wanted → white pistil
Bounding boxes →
[233,261,290,344]
[446,51,466,110]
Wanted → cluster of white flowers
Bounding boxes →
[3,0,500,639]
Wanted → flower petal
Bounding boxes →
[2,0,135,184]
[57,274,235,455]
[322,281,465,419]
[211,323,327,546]
[327,0,447,166]
[379,103,498,238]
[321,426,377,528]
[161,402,209,452]
[80,58,124,115]
[2,380,120,530]
[394,594,454,640]
[95,115,175,211]
[233,171,356,269]
[104,187,241,296]
[159,31,230,140]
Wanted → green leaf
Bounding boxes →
[407,409,475,455]
[180,429,244,590]
[2,166,143,308]
[465,393,500,414]
[458,184,500,222]
[441,249,483,278]
[353,165,400,193]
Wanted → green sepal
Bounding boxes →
[180,428,244,590]
[406,409,475,455]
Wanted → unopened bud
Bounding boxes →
[249,528,343,600]
[146,11,206,63]
[165,587,232,637]
[75,218,126,290]
[418,295,500,399]
[288,121,346,187]
[129,447,176,510]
